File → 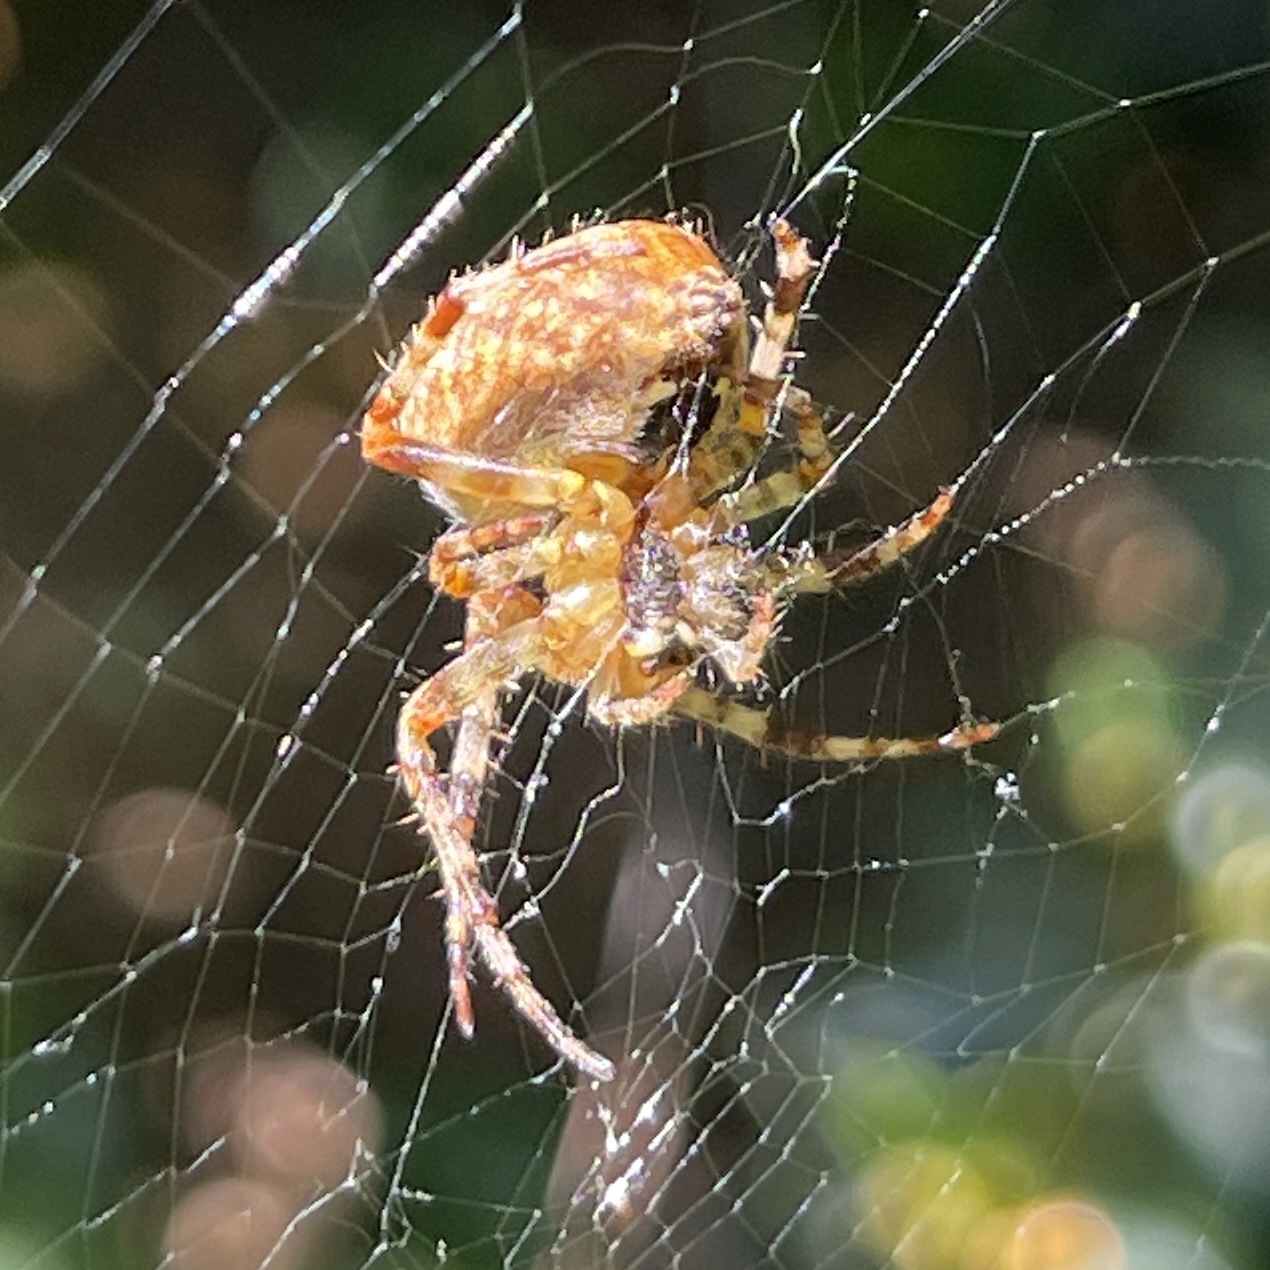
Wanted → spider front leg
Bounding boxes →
[398,591,537,1036]
[790,488,956,593]
[689,219,824,509]
[687,220,951,560]
[712,385,842,527]
[396,592,617,1082]
[669,491,993,761]
[673,683,998,763]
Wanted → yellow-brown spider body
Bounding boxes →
[363,217,996,1082]
[365,220,745,522]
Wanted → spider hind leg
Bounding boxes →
[395,590,616,1082]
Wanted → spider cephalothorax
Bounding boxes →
[362,217,996,1081]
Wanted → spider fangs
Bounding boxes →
[362,216,998,1082]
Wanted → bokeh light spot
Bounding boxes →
[91,788,236,922]
[0,261,110,399]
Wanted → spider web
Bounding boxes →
[2,0,1270,1266]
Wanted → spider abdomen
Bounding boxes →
[366,220,744,522]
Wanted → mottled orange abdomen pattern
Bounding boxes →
[366,220,744,479]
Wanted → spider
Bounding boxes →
[362,216,997,1082]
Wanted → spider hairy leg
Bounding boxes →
[396,592,616,1082]
[792,488,956,594]
[673,684,999,762]
[361,428,588,510]
[397,598,536,1032]
[714,386,839,526]
[750,218,819,384]
[670,488,993,762]
[429,514,560,596]
[689,218,820,505]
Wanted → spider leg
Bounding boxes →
[363,418,638,549]
[396,592,616,1082]
[433,514,559,570]
[398,598,537,1034]
[682,221,945,575]
[363,430,589,509]
[677,492,984,760]
[688,219,821,507]
[429,513,559,596]
[787,488,955,594]
[672,683,998,763]
[711,385,838,527]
